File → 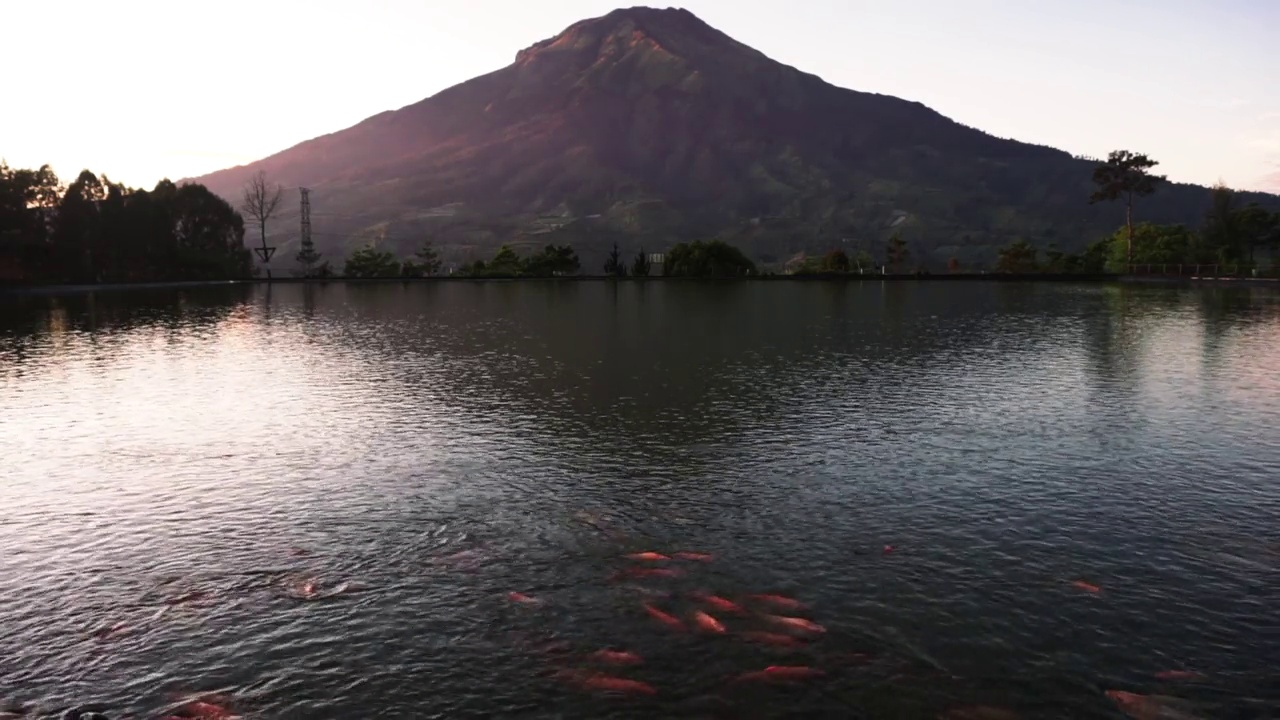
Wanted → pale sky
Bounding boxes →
[3,0,1278,193]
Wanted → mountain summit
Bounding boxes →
[191,7,1264,269]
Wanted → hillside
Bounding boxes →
[190,6,1278,271]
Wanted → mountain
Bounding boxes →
[190,6,1278,271]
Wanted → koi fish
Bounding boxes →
[1071,580,1102,594]
[591,649,643,665]
[166,589,209,605]
[1154,670,1204,681]
[766,615,826,634]
[692,610,726,633]
[751,594,806,611]
[736,665,825,683]
[508,592,540,605]
[580,674,658,695]
[740,631,804,648]
[674,551,714,562]
[172,699,238,719]
[613,568,682,581]
[695,593,744,614]
[643,603,684,630]
[626,552,670,561]
[91,621,130,641]
[1105,691,1205,720]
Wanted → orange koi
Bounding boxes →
[1071,580,1102,594]
[580,674,658,695]
[643,603,684,630]
[617,568,682,580]
[91,621,130,641]
[674,551,714,562]
[736,665,825,683]
[1154,670,1204,681]
[626,552,671,561]
[176,700,235,718]
[591,649,643,665]
[695,592,744,614]
[752,594,806,611]
[508,591,540,605]
[692,610,726,633]
[1104,690,1202,720]
[740,631,803,648]
[766,615,826,634]
[166,590,209,605]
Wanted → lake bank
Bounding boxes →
[8,272,1280,297]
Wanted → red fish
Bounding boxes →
[1154,670,1204,681]
[175,700,236,718]
[692,610,726,633]
[591,649,643,665]
[1105,690,1203,720]
[766,615,826,634]
[751,594,806,611]
[626,552,671,561]
[508,592,540,605]
[643,603,685,630]
[736,665,825,683]
[740,631,804,648]
[1072,580,1102,594]
[580,674,658,695]
[695,592,744,614]
[674,551,714,562]
[615,568,682,580]
[91,621,130,641]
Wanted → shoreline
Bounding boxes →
[3,273,1277,296]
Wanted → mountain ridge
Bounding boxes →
[189,6,1278,270]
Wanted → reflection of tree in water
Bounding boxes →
[0,286,253,370]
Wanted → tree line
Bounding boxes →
[1,161,251,283]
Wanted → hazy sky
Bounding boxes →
[4,0,1278,192]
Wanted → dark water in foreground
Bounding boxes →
[1,281,1278,719]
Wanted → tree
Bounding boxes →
[821,249,850,273]
[344,245,400,277]
[415,242,442,276]
[296,235,321,276]
[525,244,579,276]
[994,239,1038,273]
[663,240,755,277]
[1090,150,1166,268]
[603,241,626,277]
[488,245,523,277]
[241,171,283,276]
[885,233,910,273]
[632,248,651,277]
[1043,243,1065,273]
[946,257,961,273]
[1101,223,1194,272]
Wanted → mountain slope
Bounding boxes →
[191,6,1277,270]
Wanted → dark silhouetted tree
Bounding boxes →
[415,242,442,276]
[632,248,651,277]
[603,241,626,277]
[241,171,283,275]
[821,249,850,273]
[344,246,400,277]
[994,239,1038,273]
[1090,151,1165,267]
[885,233,910,273]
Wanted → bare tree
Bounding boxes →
[241,171,283,275]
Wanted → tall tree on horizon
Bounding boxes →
[241,171,283,277]
[604,241,626,277]
[1090,151,1165,268]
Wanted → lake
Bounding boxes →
[1,281,1277,719]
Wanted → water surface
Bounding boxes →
[1,281,1277,719]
